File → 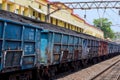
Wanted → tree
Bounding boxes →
[93,18,114,39]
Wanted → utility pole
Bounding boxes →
[45,3,61,23]
[46,4,50,23]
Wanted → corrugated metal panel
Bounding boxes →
[24,43,35,55]
[0,40,1,70]
[68,36,74,44]
[0,58,1,70]
[22,56,35,69]
[24,27,35,41]
[0,22,3,38]
[5,50,22,68]
[62,35,68,44]
[5,23,22,40]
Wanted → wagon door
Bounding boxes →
[82,39,88,59]
[73,37,79,60]
[40,31,49,65]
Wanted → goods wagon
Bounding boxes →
[39,31,103,66]
[0,17,102,80]
[98,41,108,57]
[40,31,85,64]
[107,42,120,56]
[0,18,43,72]
[0,10,119,80]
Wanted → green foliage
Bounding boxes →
[93,18,115,39]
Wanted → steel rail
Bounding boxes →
[91,59,120,80]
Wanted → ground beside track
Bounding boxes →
[57,55,120,80]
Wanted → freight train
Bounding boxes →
[0,10,120,80]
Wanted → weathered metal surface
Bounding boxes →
[0,18,42,71]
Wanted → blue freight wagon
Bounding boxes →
[40,31,83,64]
[0,14,119,80]
[0,17,100,79]
[0,18,43,71]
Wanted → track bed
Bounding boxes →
[57,55,120,80]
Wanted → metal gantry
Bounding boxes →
[46,1,120,22]
[53,1,120,10]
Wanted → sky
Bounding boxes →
[49,0,120,32]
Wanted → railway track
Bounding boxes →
[57,55,120,80]
[118,76,120,80]
[91,60,120,80]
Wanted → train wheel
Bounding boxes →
[9,75,16,80]
[42,66,52,80]
[82,59,88,67]
[74,61,79,71]
[49,66,57,79]
[8,71,32,80]
[93,58,97,64]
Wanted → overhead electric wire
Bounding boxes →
[106,11,117,22]
[110,9,120,19]
[110,9,120,27]
[102,8,106,18]
[105,9,119,27]
[85,18,92,24]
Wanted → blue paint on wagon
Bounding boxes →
[24,43,35,55]
[24,27,35,41]
[0,18,43,71]
[0,22,3,38]
[22,56,35,69]
[40,32,48,64]
[5,23,22,40]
